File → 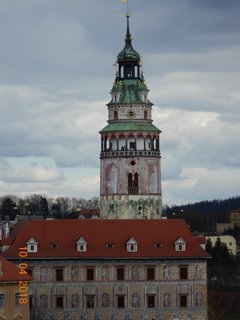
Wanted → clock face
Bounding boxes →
[127,109,135,118]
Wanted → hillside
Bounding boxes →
[163,196,240,233]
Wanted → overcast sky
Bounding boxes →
[0,0,239,206]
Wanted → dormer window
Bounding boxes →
[106,242,115,248]
[175,237,186,252]
[76,236,87,252]
[50,242,59,249]
[27,237,38,253]
[154,242,163,248]
[126,237,138,252]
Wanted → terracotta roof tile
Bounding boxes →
[3,219,209,260]
[0,256,31,282]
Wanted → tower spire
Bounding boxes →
[125,12,131,44]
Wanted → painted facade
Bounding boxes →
[24,259,207,320]
[99,14,162,219]
[0,257,30,320]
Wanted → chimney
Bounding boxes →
[4,222,10,239]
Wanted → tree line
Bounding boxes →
[0,194,100,220]
[163,196,240,233]
[1,194,240,230]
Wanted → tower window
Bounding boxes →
[128,173,133,194]
[114,110,118,120]
[129,142,135,149]
[144,110,148,119]
[134,65,139,78]
[128,173,139,194]
[134,173,139,194]
[125,65,132,78]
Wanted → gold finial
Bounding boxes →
[122,0,130,15]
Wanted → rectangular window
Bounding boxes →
[147,267,155,280]
[0,294,5,308]
[29,296,33,309]
[86,296,94,308]
[116,267,125,280]
[117,295,125,308]
[56,296,63,309]
[15,293,20,307]
[179,266,188,280]
[180,294,187,307]
[55,268,64,281]
[86,268,94,281]
[147,295,155,308]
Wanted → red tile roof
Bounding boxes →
[2,219,209,259]
[0,256,31,282]
[79,209,100,215]
[195,235,206,245]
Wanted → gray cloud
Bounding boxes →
[0,0,239,204]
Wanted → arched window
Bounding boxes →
[134,173,139,194]
[134,65,139,78]
[144,110,148,120]
[120,66,124,78]
[128,173,139,194]
[125,65,132,78]
[128,173,133,194]
[153,137,157,150]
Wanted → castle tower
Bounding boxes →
[100,13,162,219]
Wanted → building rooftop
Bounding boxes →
[100,121,160,133]
[0,256,31,282]
[2,219,209,260]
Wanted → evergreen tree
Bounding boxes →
[205,238,213,255]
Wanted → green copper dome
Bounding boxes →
[117,45,140,62]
